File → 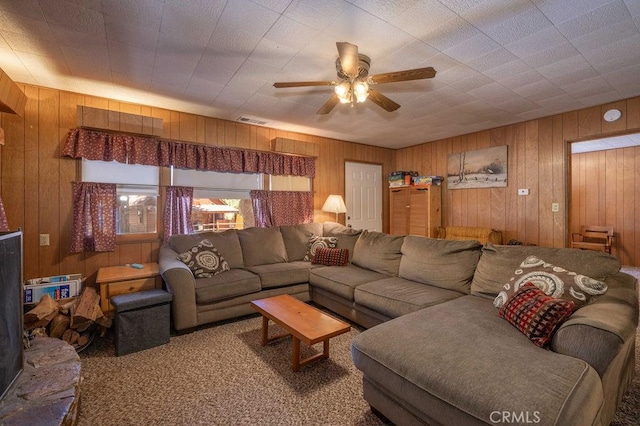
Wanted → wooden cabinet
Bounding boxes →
[96,263,161,313]
[389,186,441,237]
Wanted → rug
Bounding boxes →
[79,269,640,425]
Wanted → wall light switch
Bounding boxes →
[39,234,50,246]
[517,188,529,196]
[551,203,559,212]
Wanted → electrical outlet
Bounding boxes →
[517,188,529,196]
[551,203,559,212]
[39,234,50,246]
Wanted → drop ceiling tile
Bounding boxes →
[218,0,280,37]
[533,0,619,26]
[422,16,481,51]
[516,108,548,120]
[556,0,630,40]
[444,32,501,63]
[14,51,71,77]
[535,93,582,113]
[449,71,495,92]
[438,0,486,15]
[264,16,319,51]
[602,63,640,92]
[351,0,421,21]
[184,77,225,102]
[61,45,111,72]
[483,6,553,44]
[390,0,458,40]
[249,39,297,69]
[574,89,621,107]
[569,17,638,52]
[466,48,519,72]
[284,0,350,31]
[493,96,541,114]
[581,34,640,74]
[207,28,262,54]
[101,0,164,27]
[460,0,533,29]
[512,79,561,102]
[560,75,615,96]
[535,55,594,79]
[50,25,108,52]
[540,64,599,87]
[521,42,581,68]
[1,30,61,57]
[496,69,545,90]
[504,26,566,58]
[375,40,440,71]
[108,41,156,74]
[250,0,291,13]
[0,11,53,39]
[467,82,517,104]
[626,0,640,17]
[481,58,531,80]
[0,0,44,20]
[159,1,225,46]
[39,0,105,35]
[104,15,160,50]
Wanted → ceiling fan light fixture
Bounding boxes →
[335,81,351,103]
[354,81,369,103]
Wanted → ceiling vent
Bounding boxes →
[236,116,268,126]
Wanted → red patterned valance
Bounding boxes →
[62,128,316,177]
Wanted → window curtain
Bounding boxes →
[0,195,9,232]
[163,186,194,242]
[63,128,316,177]
[70,182,116,253]
[250,190,313,228]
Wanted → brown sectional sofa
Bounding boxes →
[159,222,638,425]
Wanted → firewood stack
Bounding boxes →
[24,287,112,349]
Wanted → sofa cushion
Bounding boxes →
[354,277,463,318]
[351,295,604,425]
[246,261,311,289]
[194,269,261,303]
[237,227,288,266]
[304,235,338,261]
[280,223,323,261]
[168,229,243,269]
[498,282,575,348]
[352,230,404,276]
[177,239,230,278]
[312,248,349,266]
[400,236,481,294]
[493,255,608,310]
[323,222,362,262]
[309,264,389,301]
[471,243,620,300]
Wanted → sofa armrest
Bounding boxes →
[551,271,639,376]
[159,244,198,331]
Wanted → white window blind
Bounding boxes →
[82,159,159,193]
[171,168,262,198]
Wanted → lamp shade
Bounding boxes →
[321,194,347,214]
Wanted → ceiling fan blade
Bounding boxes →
[273,81,334,88]
[367,89,401,112]
[369,67,436,85]
[317,94,340,115]
[336,42,359,78]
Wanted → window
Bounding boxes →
[171,168,262,231]
[82,159,159,236]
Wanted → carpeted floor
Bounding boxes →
[78,268,640,426]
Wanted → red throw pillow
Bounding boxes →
[498,282,575,348]
[312,248,349,266]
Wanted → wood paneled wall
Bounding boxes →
[571,146,640,266]
[396,97,640,266]
[0,85,394,285]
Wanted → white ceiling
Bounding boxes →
[1,0,639,149]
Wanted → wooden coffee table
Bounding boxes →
[250,294,351,372]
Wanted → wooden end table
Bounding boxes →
[96,262,161,313]
[250,294,351,372]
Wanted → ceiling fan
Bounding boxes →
[273,42,436,115]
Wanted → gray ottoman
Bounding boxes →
[111,289,173,356]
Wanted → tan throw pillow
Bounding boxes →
[493,255,608,309]
[177,239,230,278]
[303,235,338,261]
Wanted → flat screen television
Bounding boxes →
[0,230,23,401]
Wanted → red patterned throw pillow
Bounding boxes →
[498,282,575,348]
[312,248,349,266]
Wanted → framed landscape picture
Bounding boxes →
[447,145,507,189]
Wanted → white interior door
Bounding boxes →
[345,162,382,231]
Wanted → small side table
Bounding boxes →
[96,262,161,313]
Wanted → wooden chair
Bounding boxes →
[570,225,614,254]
